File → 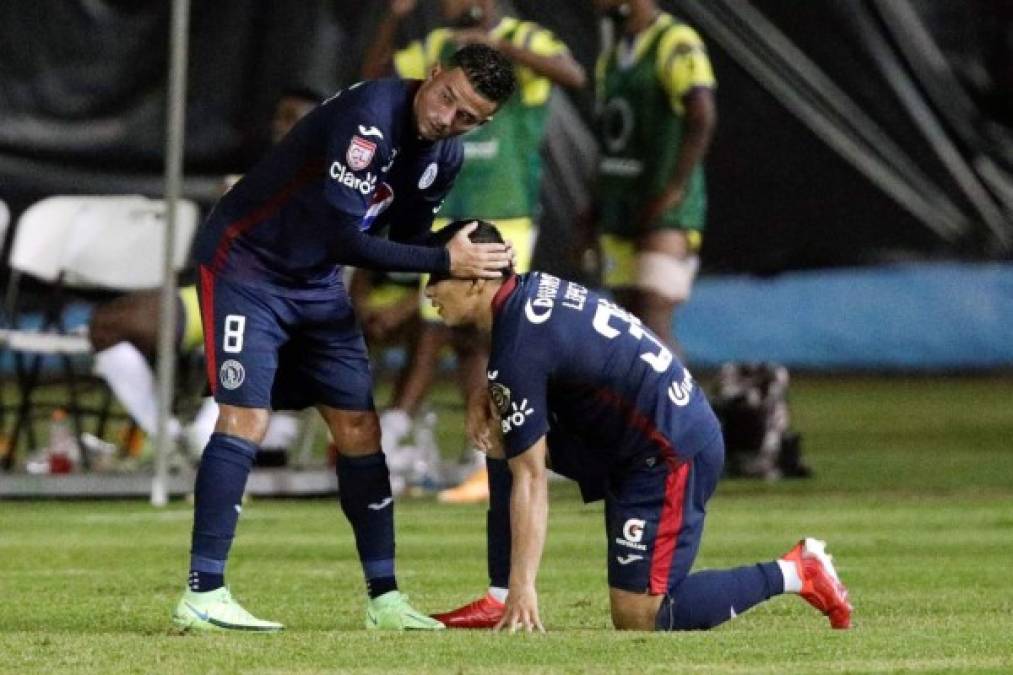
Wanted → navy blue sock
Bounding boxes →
[336,451,397,598]
[486,457,512,589]
[655,562,783,630]
[189,433,258,592]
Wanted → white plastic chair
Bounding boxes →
[1,195,198,469]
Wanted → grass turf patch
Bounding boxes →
[1,375,1011,673]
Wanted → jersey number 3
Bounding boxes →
[592,299,672,372]
[591,299,694,406]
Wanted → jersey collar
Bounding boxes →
[616,11,672,68]
[491,274,519,315]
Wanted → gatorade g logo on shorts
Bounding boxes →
[622,518,645,543]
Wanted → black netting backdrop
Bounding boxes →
[1,0,1010,275]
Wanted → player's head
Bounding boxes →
[272,85,325,143]
[425,219,513,327]
[413,44,516,141]
[594,0,634,25]
[440,0,494,27]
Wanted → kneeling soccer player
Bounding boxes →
[425,220,853,632]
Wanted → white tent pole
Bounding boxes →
[152,0,191,507]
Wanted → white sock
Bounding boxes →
[379,408,412,452]
[262,411,301,449]
[487,586,508,604]
[777,558,803,594]
[93,342,179,438]
[185,397,219,455]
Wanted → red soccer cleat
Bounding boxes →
[781,537,853,629]
[431,593,505,629]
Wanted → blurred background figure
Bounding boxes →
[87,88,325,465]
[357,0,586,501]
[589,0,716,356]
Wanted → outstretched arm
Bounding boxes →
[495,435,548,633]
[334,220,512,278]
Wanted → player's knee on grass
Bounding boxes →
[320,407,381,455]
[609,587,664,631]
[213,404,271,445]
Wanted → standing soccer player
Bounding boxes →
[427,220,852,632]
[171,45,516,632]
[591,0,717,354]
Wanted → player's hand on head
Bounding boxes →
[389,0,417,18]
[495,586,544,634]
[447,221,512,279]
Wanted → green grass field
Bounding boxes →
[2,376,1012,673]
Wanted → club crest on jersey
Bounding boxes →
[489,382,511,416]
[346,135,377,171]
[219,359,245,390]
[418,162,438,189]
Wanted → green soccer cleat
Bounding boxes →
[172,587,283,633]
[365,591,445,631]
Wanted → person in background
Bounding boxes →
[89,87,326,462]
[590,0,717,355]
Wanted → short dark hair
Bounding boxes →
[428,219,514,283]
[448,44,516,106]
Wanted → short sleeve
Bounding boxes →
[656,24,716,115]
[394,40,427,79]
[511,22,567,107]
[394,30,453,79]
[527,25,568,58]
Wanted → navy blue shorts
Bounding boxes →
[605,434,724,595]
[197,265,374,411]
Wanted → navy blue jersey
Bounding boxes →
[193,79,463,297]
[488,273,720,469]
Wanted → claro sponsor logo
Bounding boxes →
[500,399,534,434]
[330,162,377,195]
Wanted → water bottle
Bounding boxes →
[410,410,442,489]
[47,409,80,474]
